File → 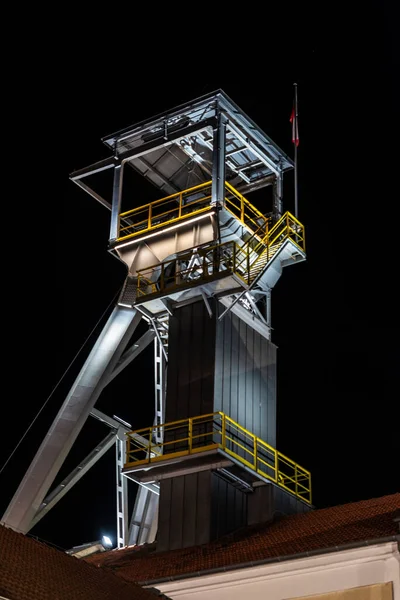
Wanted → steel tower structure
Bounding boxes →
[2,91,311,550]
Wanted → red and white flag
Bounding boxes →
[290,107,299,147]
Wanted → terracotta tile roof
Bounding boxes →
[0,524,159,600]
[86,493,400,584]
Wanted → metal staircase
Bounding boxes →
[245,241,284,284]
[132,207,305,307]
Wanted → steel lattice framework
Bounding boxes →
[2,91,308,548]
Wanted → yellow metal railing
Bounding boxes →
[118,182,213,242]
[224,181,270,239]
[135,211,305,298]
[234,211,305,282]
[255,211,305,256]
[117,181,269,243]
[125,412,312,505]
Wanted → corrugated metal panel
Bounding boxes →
[157,472,212,552]
[211,473,247,539]
[247,484,274,526]
[272,486,312,516]
[214,304,277,447]
[166,298,276,446]
[169,477,185,550]
[182,472,197,549]
[165,299,216,423]
[196,471,212,545]
[157,478,172,552]
[158,297,283,551]
[102,90,294,197]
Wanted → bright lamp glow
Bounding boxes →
[102,535,112,547]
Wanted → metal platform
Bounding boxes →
[123,412,312,505]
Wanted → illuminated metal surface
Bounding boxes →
[133,210,305,302]
[153,333,167,444]
[211,112,227,207]
[69,91,294,240]
[30,432,117,529]
[124,412,312,505]
[113,180,268,246]
[2,307,142,534]
[106,328,156,384]
[128,485,159,546]
[116,437,128,549]
[100,90,293,196]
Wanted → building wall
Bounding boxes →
[155,542,400,600]
[291,582,393,598]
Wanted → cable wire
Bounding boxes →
[0,286,122,476]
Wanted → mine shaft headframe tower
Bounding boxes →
[2,90,307,548]
[72,89,293,245]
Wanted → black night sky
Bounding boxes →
[1,6,398,551]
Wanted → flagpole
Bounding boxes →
[294,82,299,218]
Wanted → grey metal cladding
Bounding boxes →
[272,486,312,515]
[166,297,277,446]
[165,299,217,422]
[214,305,277,447]
[157,472,212,552]
[211,473,247,539]
[157,478,172,552]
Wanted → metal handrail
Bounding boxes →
[135,210,305,297]
[125,412,311,504]
[116,181,270,243]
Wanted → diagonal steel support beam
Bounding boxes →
[244,292,268,324]
[73,180,112,211]
[201,289,213,318]
[30,432,117,529]
[90,409,130,433]
[218,296,271,340]
[106,329,156,385]
[2,307,142,534]
[90,409,162,454]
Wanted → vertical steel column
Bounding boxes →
[154,337,166,444]
[110,163,123,242]
[273,172,283,219]
[266,288,272,329]
[116,435,128,548]
[211,113,227,207]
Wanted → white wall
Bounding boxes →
[152,541,400,600]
